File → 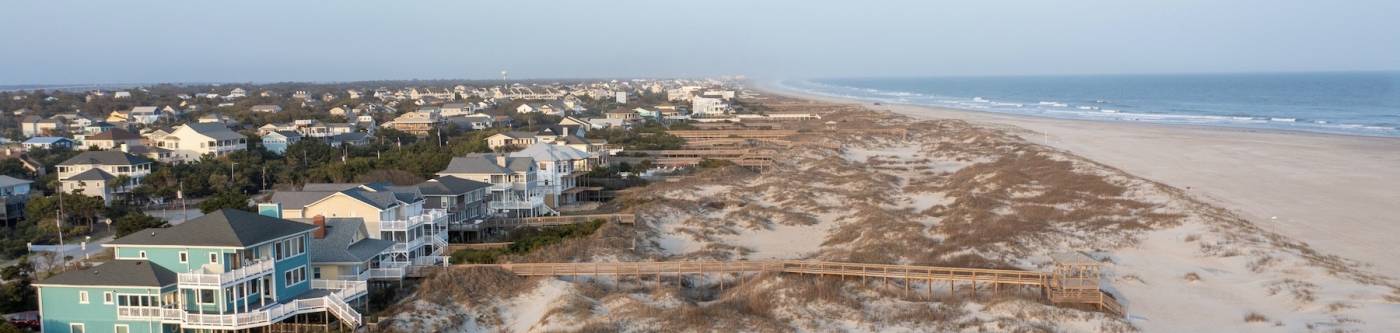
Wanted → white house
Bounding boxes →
[152,123,248,162]
[57,151,153,205]
[692,96,728,116]
[510,144,592,207]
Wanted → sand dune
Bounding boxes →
[767,87,1400,277]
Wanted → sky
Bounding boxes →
[2,0,1398,85]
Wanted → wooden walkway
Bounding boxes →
[452,213,636,231]
[454,259,1123,317]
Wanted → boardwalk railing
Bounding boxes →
[468,213,636,230]
[453,259,1122,317]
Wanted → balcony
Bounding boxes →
[175,295,359,329]
[489,196,545,211]
[368,261,409,280]
[311,279,368,300]
[178,260,274,288]
[389,237,427,254]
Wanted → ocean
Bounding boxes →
[779,72,1400,137]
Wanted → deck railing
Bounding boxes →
[177,260,275,288]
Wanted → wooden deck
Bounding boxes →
[452,259,1124,317]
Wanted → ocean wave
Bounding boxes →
[773,79,1400,137]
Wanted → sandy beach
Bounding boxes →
[764,84,1400,277]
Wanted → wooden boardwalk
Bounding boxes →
[452,213,636,231]
[454,259,1123,317]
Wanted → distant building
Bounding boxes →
[692,96,728,115]
[0,175,33,221]
[251,104,283,113]
[262,130,303,155]
[21,137,74,151]
[152,123,248,162]
[80,128,142,150]
[56,151,153,204]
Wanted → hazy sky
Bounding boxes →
[2,0,1398,84]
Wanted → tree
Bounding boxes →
[199,191,252,213]
[113,213,168,237]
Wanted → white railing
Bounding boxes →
[411,255,445,267]
[116,306,171,320]
[164,293,361,330]
[369,261,409,280]
[380,219,411,231]
[178,260,274,288]
[312,279,368,300]
[489,196,545,211]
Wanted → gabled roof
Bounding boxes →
[107,209,316,248]
[511,143,589,162]
[494,131,535,139]
[86,128,141,141]
[179,123,245,141]
[65,168,115,181]
[22,137,71,145]
[0,175,33,188]
[441,154,534,175]
[58,151,152,166]
[417,176,491,196]
[297,218,394,264]
[36,260,176,287]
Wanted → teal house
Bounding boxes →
[34,209,367,332]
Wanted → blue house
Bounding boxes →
[34,209,368,332]
[260,131,302,155]
[22,137,75,151]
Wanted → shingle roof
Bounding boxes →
[0,175,32,188]
[58,151,152,166]
[511,143,589,162]
[22,137,70,145]
[267,191,338,209]
[441,154,534,174]
[65,168,115,181]
[296,218,394,264]
[87,128,142,141]
[497,131,535,139]
[36,260,176,287]
[182,123,245,140]
[108,209,316,248]
[417,176,491,196]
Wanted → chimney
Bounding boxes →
[312,215,327,239]
[495,153,507,167]
[119,143,130,153]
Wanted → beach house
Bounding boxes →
[34,209,368,332]
[57,151,153,205]
[510,143,592,207]
[484,131,539,151]
[266,183,449,279]
[152,123,248,163]
[0,175,33,222]
[438,154,552,216]
[261,131,302,155]
[415,176,492,241]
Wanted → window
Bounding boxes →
[276,236,305,261]
[209,253,219,264]
[313,267,321,279]
[178,251,188,263]
[199,290,215,304]
[70,324,84,333]
[103,292,113,304]
[114,325,128,333]
[138,251,146,259]
[78,291,89,304]
[283,267,306,287]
